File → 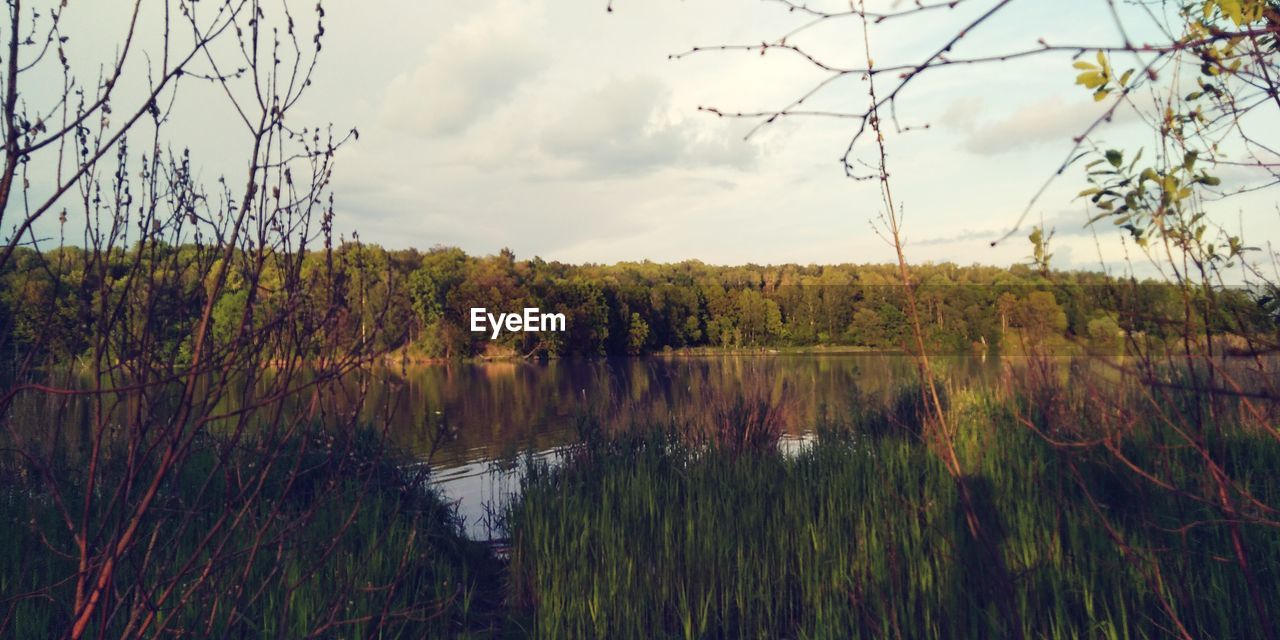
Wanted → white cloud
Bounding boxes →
[539,75,761,177]
[380,2,547,137]
[946,96,1118,156]
[302,0,1280,267]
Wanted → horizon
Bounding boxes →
[6,238,1226,278]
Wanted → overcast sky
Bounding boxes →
[28,0,1280,273]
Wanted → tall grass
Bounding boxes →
[506,390,1280,639]
[694,383,788,455]
[8,384,1277,637]
[0,428,503,638]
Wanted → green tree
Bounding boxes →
[1087,315,1124,354]
[626,312,650,355]
[1019,291,1069,340]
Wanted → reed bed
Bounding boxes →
[6,386,1278,637]
[1,429,503,638]
[506,392,1280,639]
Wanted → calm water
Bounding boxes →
[15,352,1271,538]
[347,354,1003,537]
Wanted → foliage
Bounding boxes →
[1,429,502,637]
[6,246,1269,361]
[506,393,1280,639]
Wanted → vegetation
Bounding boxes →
[1,0,1278,637]
[9,366,1278,638]
[506,383,1280,639]
[3,243,1273,362]
[2,428,503,637]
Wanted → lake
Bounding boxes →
[347,353,1005,538]
[8,350,1269,539]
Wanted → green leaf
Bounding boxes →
[1222,0,1244,24]
[1128,148,1144,172]
[1105,149,1124,167]
[1076,71,1107,89]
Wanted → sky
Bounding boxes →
[20,0,1280,273]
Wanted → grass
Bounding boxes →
[0,428,504,638]
[5,384,1278,638]
[505,389,1280,639]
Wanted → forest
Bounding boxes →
[4,0,1280,636]
[3,243,1273,363]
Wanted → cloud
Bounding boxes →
[939,96,984,132]
[913,208,1099,248]
[945,96,1119,156]
[914,228,998,247]
[1211,151,1280,191]
[380,2,547,137]
[539,76,761,177]
[1041,208,1102,238]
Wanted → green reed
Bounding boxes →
[506,391,1280,639]
[0,428,502,638]
[6,387,1278,638]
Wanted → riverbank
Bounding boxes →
[504,392,1280,638]
[1,428,506,637]
[384,343,900,365]
[7,382,1278,637]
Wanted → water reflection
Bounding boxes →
[347,354,1003,537]
[13,353,1274,539]
[358,355,997,466]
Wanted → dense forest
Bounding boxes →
[2,243,1272,363]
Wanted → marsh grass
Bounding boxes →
[7,384,1277,638]
[696,385,787,455]
[0,428,504,638]
[506,391,1280,639]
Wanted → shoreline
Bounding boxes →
[384,344,902,365]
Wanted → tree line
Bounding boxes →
[3,242,1273,363]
